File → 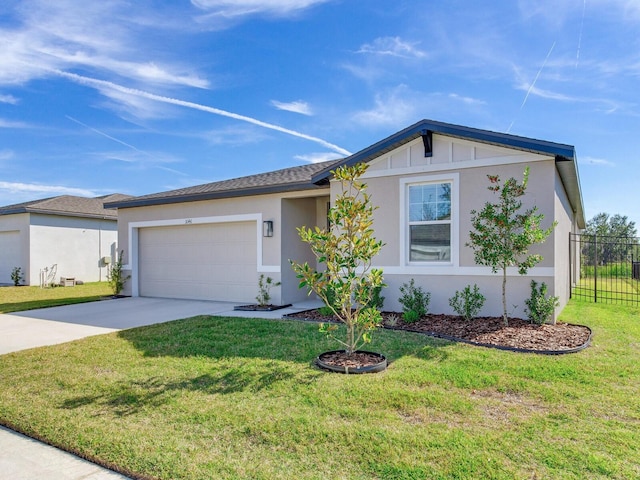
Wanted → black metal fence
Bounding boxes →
[570,233,640,304]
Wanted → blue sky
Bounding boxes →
[0,0,638,229]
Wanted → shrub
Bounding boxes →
[256,274,281,307]
[449,284,486,321]
[107,250,131,296]
[525,280,559,325]
[402,309,421,323]
[10,267,24,286]
[398,279,430,322]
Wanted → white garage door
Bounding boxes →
[138,221,258,302]
[0,231,21,284]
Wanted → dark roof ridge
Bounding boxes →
[0,194,131,219]
[106,159,340,209]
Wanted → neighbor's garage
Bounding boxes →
[0,230,21,284]
[138,221,257,302]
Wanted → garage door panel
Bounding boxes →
[138,221,258,302]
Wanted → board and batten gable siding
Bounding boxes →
[333,133,569,319]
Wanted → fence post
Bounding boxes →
[569,233,573,299]
[594,235,598,303]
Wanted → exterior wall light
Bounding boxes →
[263,220,274,237]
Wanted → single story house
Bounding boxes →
[107,119,585,319]
[0,194,130,285]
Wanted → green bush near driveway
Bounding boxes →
[0,300,638,479]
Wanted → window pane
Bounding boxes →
[409,185,422,204]
[408,183,451,222]
[409,204,423,222]
[410,224,451,261]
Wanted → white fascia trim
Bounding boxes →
[379,266,554,277]
[125,214,280,296]
[399,173,460,268]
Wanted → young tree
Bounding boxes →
[291,163,384,355]
[467,167,556,325]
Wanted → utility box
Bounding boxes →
[60,277,76,287]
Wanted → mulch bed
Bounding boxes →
[285,310,592,354]
[317,351,385,369]
[234,304,292,312]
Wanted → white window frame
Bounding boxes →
[400,173,459,267]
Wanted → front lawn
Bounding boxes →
[0,300,638,479]
[0,282,112,313]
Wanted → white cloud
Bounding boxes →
[579,156,615,167]
[357,36,426,59]
[448,93,486,106]
[0,181,97,197]
[294,152,343,163]
[0,150,14,161]
[0,94,19,104]
[0,1,209,89]
[271,100,313,115]
[0,118,30,128]
[191,0,330,19]
[93,150,180,167]
[201,125,271,146]
[351,85,418,128]
[56,69,352,155]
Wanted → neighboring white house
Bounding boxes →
[0,194,131,285]
[107,119,585,319]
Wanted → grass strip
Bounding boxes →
[0,301,639,479]
[0,282,112,313]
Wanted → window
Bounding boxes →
[407,181,452,262]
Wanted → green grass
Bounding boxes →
[0,282,112,313]
[573,277,640,303]
[1,301,639,479]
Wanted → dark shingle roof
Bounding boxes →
[106,160,341,209]
[0,193,132,219]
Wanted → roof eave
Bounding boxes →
[312,119,576,184]
[28,209,118,220]
[555,155,586,229]
[106,181,328,209]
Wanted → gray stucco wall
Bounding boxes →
[330,135,572,320]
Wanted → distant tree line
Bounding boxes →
[582,213,639,266]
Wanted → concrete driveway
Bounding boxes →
[0,296,320,355]
[0,297,238,355]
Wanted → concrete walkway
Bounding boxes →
[0,297,320,479]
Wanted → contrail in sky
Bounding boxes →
[65,115,152,157]
[576,0,586,68]
[55,70,353,157]
[507,41,556,134]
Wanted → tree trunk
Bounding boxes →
[502,267,508,326]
